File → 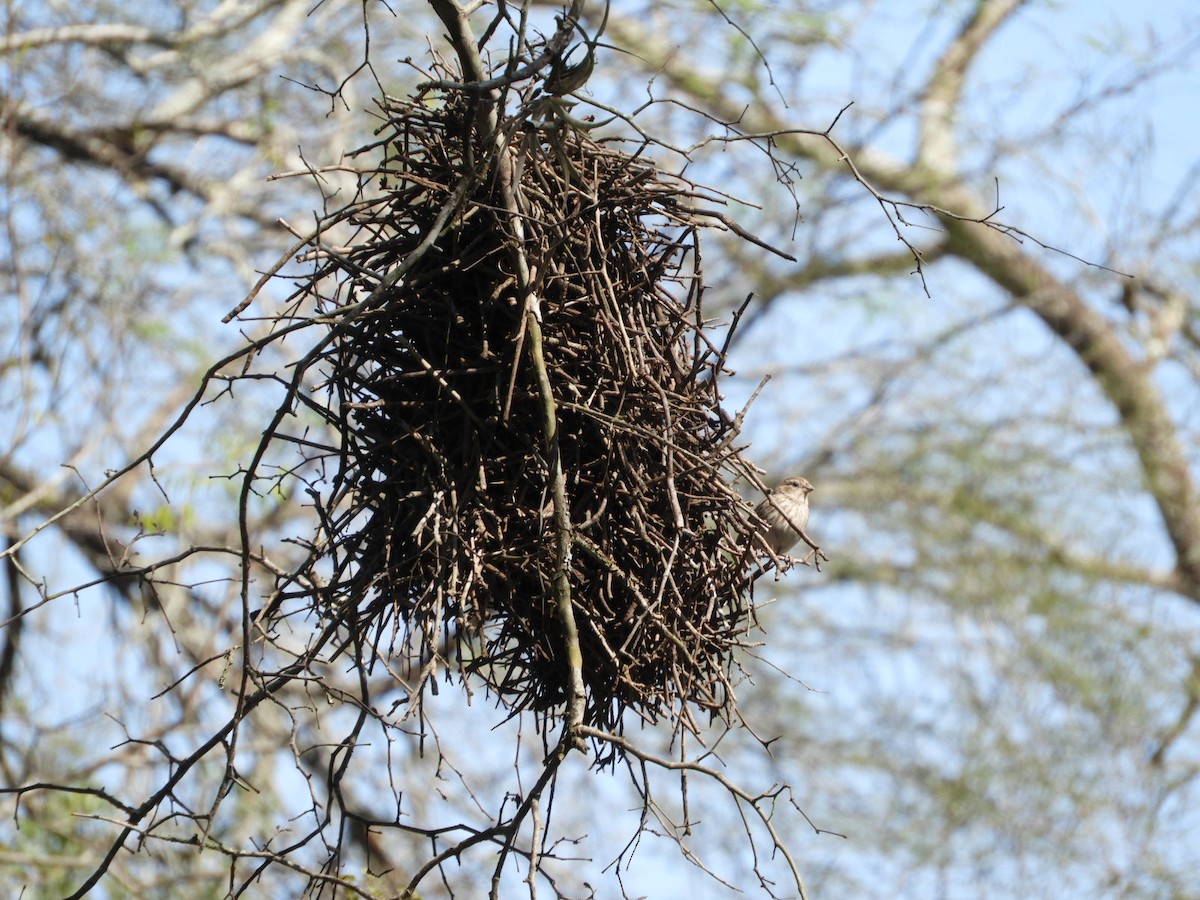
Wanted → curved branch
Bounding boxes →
[917,0,1026,171]
[1,23,165,52]
[937,209,1200,601]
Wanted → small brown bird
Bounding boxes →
[755,475,814,556]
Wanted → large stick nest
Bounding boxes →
[280,80,778,739]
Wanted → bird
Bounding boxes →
[755,475,813,556]
[543,43,595,96]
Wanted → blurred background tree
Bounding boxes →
[2,0,1199,897]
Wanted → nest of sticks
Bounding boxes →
[279,79,784,739]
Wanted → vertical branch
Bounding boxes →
[0,534,22,716]
[429,0,590,744]
[525,303,588,742]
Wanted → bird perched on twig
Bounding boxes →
[542,2,609,97]
[755,475,814,556]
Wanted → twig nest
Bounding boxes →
[287,80,773,741]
